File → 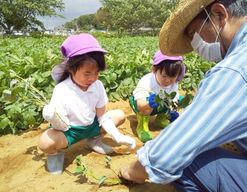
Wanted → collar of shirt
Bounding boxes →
[151,72,174,90]
[67,76,97,93]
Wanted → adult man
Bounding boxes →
[120,0,247,191]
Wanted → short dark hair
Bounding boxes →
[218,0,247,17]
[153,60,183,78]
[58,51,106,83]
[198,0,247,19]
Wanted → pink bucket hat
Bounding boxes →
[51,33,106,82]
[61,33,107,58]
[153,50,183,65]
[153,50,185,82]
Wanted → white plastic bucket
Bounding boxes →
[47,152,64,175]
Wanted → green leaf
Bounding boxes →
[109,82,118,89]
[98,176,107,186]
[75,155,82,165]
[170,92,177,99]
[23,111,36,125]
[42,71,51,78]
[0,117,10,129]
[2,89,17,102]
[9,70,17,78]
[74,166,86,175]
[178,94,193,108]
[110,92,121,101]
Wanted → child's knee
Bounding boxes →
[38,132,53,153]
[38,130,63,153]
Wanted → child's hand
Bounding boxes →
[117,135,136,149]
[148,93,159,108]
[99,113,136,149]
[114,134,136,149]
[169,110,179,122]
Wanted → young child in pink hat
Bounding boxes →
[38,33,136,174]
[129,50,185,142]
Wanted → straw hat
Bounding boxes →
[159,0,215,56]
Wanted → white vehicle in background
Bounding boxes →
[13,31,24,36]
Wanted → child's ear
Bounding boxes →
[68,69,74,75]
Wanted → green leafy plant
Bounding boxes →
[181,53,215,92]
[0,37,60,134]
[0,70,49,134]
[153,90,194,125]
[74,155,123,186]
[155,90,192,112]
[155,91,177,112]
[0,36,213,135]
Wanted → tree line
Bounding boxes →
[65,0,178,35]
[0,0,64,34]
[0,0,178,35]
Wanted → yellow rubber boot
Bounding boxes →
[136,113,152,142]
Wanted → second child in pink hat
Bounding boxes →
[129,50,186,142]
[38,33,136,175]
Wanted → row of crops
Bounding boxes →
[0,35,214,135]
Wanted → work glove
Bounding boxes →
[148,93,159,108]
[169,110,179,122]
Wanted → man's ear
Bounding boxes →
[210,3,229,27]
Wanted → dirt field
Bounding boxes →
[0,100,176,192]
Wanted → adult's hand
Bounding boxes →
[120,160,148,184]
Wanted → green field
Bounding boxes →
[0,35,214,135]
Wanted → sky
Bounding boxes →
[40,0,102,30]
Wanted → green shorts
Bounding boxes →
[63,118,101,147]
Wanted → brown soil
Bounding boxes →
[0,100,176,192]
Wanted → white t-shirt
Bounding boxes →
[49,76,108,126]
[133,72,179,100]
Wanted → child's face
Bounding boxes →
[71,60,99,90]
[155,68,178,87]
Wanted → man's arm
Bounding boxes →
[121,68,247,184]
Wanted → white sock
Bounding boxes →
[86,136,114,154]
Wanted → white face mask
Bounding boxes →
[190,9,223,62]
[191,32,222,62]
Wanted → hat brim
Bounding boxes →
[52,47,107,82]
[51,61,67,82]
[159,0,215,56]
[67,47,107,58]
